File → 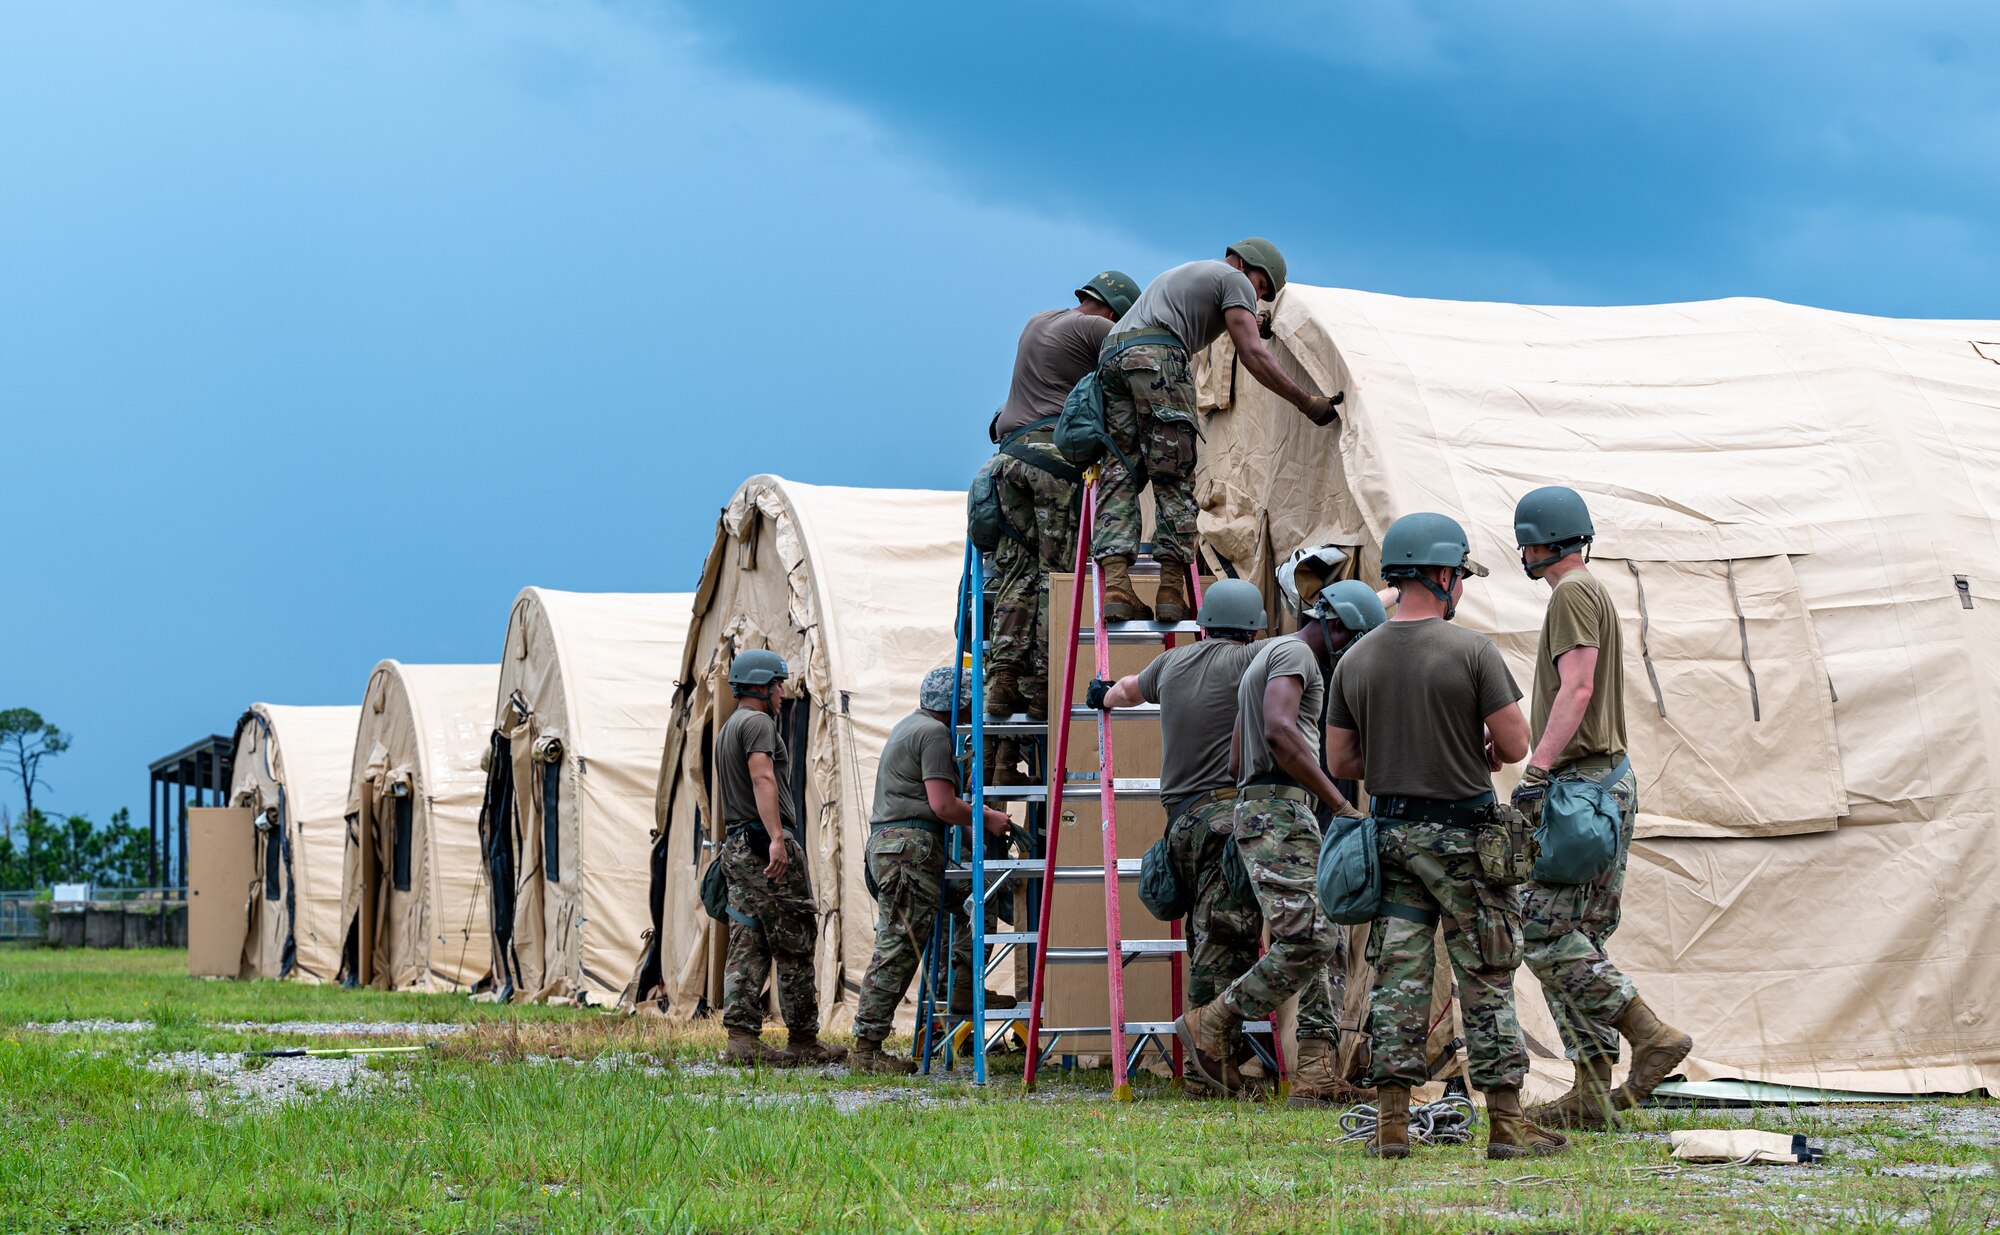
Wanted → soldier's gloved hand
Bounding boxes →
[1007,823,1036,858]
[1302,392,1344,426]
[1257,309,1275,340]
[1085,678,1116,710]
[1331,801,1367,821]
[1511,766,1550,822]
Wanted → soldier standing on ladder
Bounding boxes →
[983,271,1142,785]
[1090,240,1341,626]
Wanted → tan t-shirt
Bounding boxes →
[1235,636,1324,786]
[1327,619,1522,801]
[1530,569,1628,766]
[1137,638,1262,813]
[994,308,1115,438]
[715,707,795,830]
[870,711,958,826]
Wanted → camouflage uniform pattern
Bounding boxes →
[1093,343,1199,564]
[1218,795,1345,1032]
[988,428,1082,714]
[1168,798,1260,1009]
[1521,765,1640,1061]
[852,826,978,1043]
[1366,818,1529,1091]
[720,830,821,1035]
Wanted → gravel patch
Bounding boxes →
[23,1019,150,1033]
[222,1020,467,1038]
[145,1051,390,1115]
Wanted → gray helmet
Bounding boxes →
[727,648,789,688]
[1379,512,1488,579]
[920,665,971,714]
[1515,486,1595,554]
[1306,579,1387,634]
[1196,578,1267,633]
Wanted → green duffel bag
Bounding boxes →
[1316,812,1382,925]
[1531,757,1629,885]
[700,856,730,923]
[1138,835,1192,921]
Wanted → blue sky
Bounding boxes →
[2,1,1995,837]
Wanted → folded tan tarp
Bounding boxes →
[230,703,362,982]
[1193,285,2000,1094]
[487,589,692,1005]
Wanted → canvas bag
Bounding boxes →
[1531,757,1629,885]
[1137,835,1191,921]
[1316,812,1382,925]
[700,857,729,923]
[1054,331,1176,472]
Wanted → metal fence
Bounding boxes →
[0,888,189,941]
[0,892,45,941]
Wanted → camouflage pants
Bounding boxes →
[1218,795,1344,1034]
[1521,765,1640,1062]
[1093,343,1199,565]
[720,830,821,1035]
[1167,797,1260,1010]
[1365,818,1528,1091]
[852,826,977,1044]
[988,431,1080,712]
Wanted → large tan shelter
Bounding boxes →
[1191,285,2000,1094]
[484,588,693,1006]
[339,660,499,992]
[623,476,965,1028]
[226,703,361,982]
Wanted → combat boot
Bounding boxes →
[1286,1038,1377,1109]
[783,1030,848,1066]
[1611,997,1692,1107]
[721,1030,794,1068]
[984,736,1033,787]
[1152,559,1192,624]
[1368,1085,1411,1159]
[848,1036,918,1076]
[1484,1086,1570,1160]
[1172,999,1240,1095]
[984,668,1030,718]
[1527,1056,1617,1129]
[949,987,1018,1016]
[1098,557,1153,624]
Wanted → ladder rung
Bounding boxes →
[985,931,1037,946]
[1062,777,1159,800]
[1040,940,1185,962]
[958,718,1048,735]
[1032,1020,1275,1036]
[979,785,1048,801]
[1080,622,1203,642]
[946,859,1140,881]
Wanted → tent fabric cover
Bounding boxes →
[229,703,362,982]
[340,661,500,992]
[633,476,963,1029]
[1191,285,2000,1094]
[490,589,692,1005]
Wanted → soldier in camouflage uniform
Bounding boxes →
[850,668,1015,1075]
[1090,242,1341,627]
[714,650,844,1067]
[1325,512,1565,1160]
[983,272,1140,784]
[1511,487,1691,1126]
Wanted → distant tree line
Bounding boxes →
[0,708,152,892]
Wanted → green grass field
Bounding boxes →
[2,948,1994,1233]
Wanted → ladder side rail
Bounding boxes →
[968,546,990,1084]
[920,544,977,1072]
[1093,530,1134,1101]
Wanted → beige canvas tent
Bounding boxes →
[1191,285,2000,1094]
[339,661,500,992]
[624,476,966,1028]
[483,589,693,1005]
[228,704,362,982]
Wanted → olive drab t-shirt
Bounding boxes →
[994,308,1116,438]
[1234,636,1325,786]
[715,707,796,831]
[1111,260,1260,355]
[1530,569,1628,767]
[870,711,959,826]
[1326,619,1523,801]
[1136,638,1263,813]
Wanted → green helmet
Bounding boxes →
[1196,578,1267,633]
[1514,486,1595,551]
[1226,238,1287,299]
[727,649,789,689]
[1307,579,1387,634]
[1380,512,1488,579]
[1076,270,1141,318]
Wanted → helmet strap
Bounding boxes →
[1416,567,1460,621]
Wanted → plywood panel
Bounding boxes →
[187,807,257,979]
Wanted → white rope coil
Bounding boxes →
[1335,1094,1477,1146]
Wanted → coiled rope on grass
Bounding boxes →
[1334,1093,1478,1147]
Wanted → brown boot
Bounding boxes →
[784,1030,847,1066]
[1098,556,1153,624]
[1485,1086,1570,1160]
[984,669,1030,718]
[1152,559,1192,624]
[1611,997,1692,1108]
[1368,1085,1411,1159]
[1527,1056,1617,1129]
[1172,999,1240,1095]
[1287,1038,1377,1109]
[948,987,1018,1016]
[984,737,1033,787]
[721,1030,794,1068]
[848,1036,918,1076]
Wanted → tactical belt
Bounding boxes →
[870,819,949,838]
[1555,753,1624,778]
[1238,783,1314,807]
[1099,328,1186,362]
[1369,791,1497,829]
[1166,786,1239,824]
[1381,902,1438,927]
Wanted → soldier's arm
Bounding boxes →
[925,778,1010,836]
[1526,647,1598,773]
[1325,724,1364,781]
[1484,703,1532,768]
[747,751,789,880]
[1263,674,1356,814]
[1224,307,1319,412]
[1100,674,1144,709]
